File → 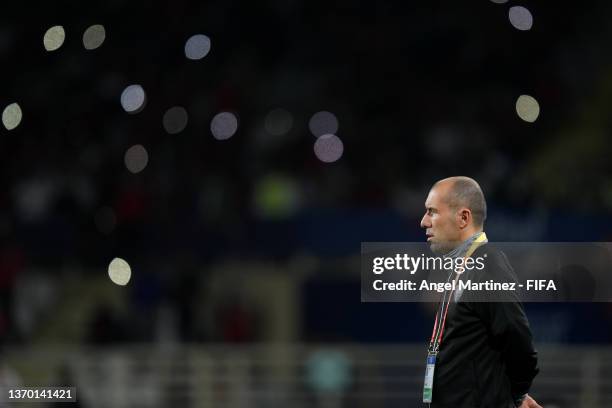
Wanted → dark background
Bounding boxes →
[1,1,612,406]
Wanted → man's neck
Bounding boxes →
[459,229,482,243]
[444,231,486,258]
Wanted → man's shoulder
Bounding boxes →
[462,243,521,303]
[473,243,510,265]
[471,243,516,280]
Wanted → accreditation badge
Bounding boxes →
[422,352,436,403]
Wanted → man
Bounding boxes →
[420,177,540,408]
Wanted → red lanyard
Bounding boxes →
[429,277,456,353]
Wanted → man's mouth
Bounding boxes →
[426,234,434,241]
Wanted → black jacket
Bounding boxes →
[430,245,539,408]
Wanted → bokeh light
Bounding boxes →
[314,134,344,163]
[2,103,22,130]
[489,0,508,3]
[516,95,540,122]
[509,6,533,31]
[108,257,131,286]
[83,24,106,50]
[253,174,301,220]
[120,84,146,113]
[43,25,65,51]
[264,108,293,136]
[163,106,189,134]
[184,34,211,60]
[124,144,149,174]
[211,112,238,140]
[306,350,352,393]
[309,111,338,137]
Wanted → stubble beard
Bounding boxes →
[428,240,458,255]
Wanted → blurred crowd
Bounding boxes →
[1,0,612,348]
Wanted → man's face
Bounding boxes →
[420,184,462,254]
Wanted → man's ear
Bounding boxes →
[458,208,471,229]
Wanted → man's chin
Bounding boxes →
[427,241,441,255]
[428,241,453,255]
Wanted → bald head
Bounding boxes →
[434,176,487,228]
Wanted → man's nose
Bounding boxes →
[420,214,430,229]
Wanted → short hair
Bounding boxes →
[438,177,487,227]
